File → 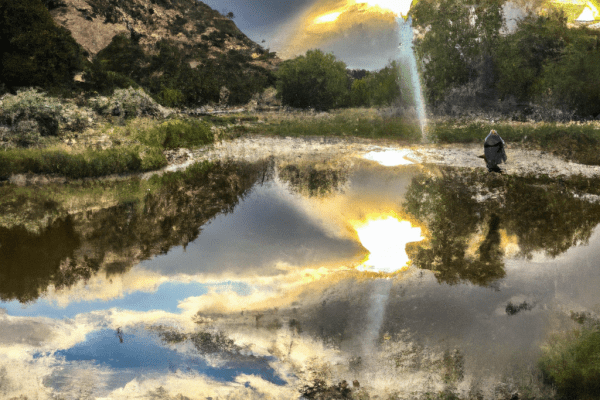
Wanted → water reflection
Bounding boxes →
[0,217,91,303]
[0,160,270,303]
[404,168,600,286]
[278,160,349,197]
[1,154,600,399]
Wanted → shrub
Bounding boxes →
[0,89,93,145]
[90,87,166,119]
[157,87,185,108]
[0,89,62,138]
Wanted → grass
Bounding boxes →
[3,108,600,181]
[0,147,157,180]
[136,119,214,149]
[245,109,423,141]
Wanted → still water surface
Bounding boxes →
[1,148,599,399]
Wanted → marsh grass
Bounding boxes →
[136,119,214,149]
[0,147,153,180]
[0,118,217,180]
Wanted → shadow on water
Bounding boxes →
[404,167,600,286]
[0,160,274,303]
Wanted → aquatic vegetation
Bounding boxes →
[539,326,600,399]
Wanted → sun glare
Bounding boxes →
[355,0,414,16]
[353,215,423,273]
[314,11,343,24]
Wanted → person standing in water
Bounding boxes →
[484,129,507,172]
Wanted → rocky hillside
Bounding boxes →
[0,0,278,107]
[45,0,278,69]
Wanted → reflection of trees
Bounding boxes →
[278,161,349,197]
[404,170,504,286]
[501,179,600,258]
[404,169,600,286]
[0,218,99,303]
[0,160,272,302]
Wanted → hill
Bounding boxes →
[1,0,279,107]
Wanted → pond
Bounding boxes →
[1,140,599,399]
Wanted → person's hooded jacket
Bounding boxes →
[484,130,507,167]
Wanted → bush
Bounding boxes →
[157,87,185,108]
[276,49,349,111]
[0,89,93,146]
[87,33,147,93]
[0,89,62,139]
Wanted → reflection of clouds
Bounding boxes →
[139,180,363,278]
[104,373,297,399]
[45,267,167,307]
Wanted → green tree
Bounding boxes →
[276,49,349,111]
[411,0,504,104]
[350,77,372,107]
[0,0,85,91]
[534,27,600,117]
[494,9,568,102]
[368,61,402,107]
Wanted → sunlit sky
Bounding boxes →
[200,0,598,70]
[201,0,413,70]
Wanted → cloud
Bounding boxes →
[275,0,402,69]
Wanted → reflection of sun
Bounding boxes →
[352,214,423,273]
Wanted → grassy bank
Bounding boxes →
[4,108,600,181]
[216,109,600,166]
[0,118,214,180]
